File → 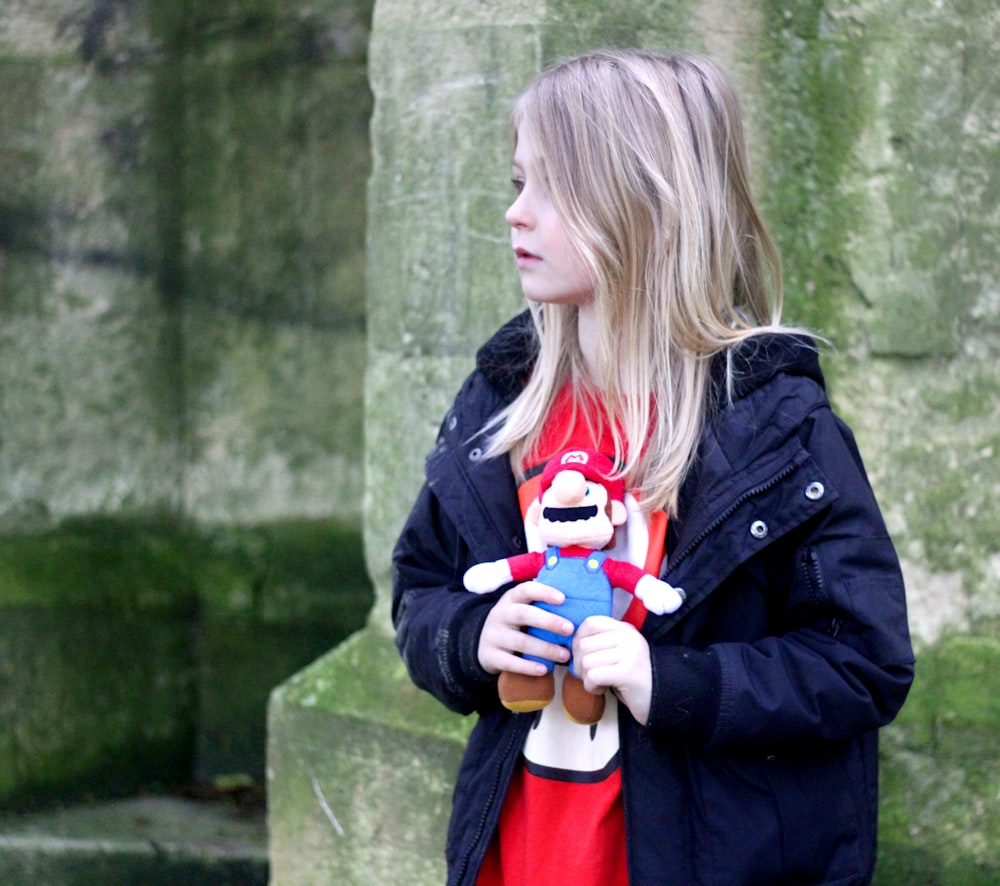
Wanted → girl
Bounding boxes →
[392,49,914,886]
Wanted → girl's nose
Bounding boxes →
[505,191,531,229]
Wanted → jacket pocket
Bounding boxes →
[760,741,870,884]
[686,743,868,885]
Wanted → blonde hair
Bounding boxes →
[485,49,787,516]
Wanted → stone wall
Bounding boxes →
[269,0,999,883]
[0,0,374,807]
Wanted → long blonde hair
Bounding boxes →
[485,49,786,516]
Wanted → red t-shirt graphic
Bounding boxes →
[477,386,666,886]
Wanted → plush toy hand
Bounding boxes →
[464,560,515,594]
[634,574,685,615]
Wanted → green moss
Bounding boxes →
[280,628,473,744]
[877,636,1000,883]
[0,603,197,809]
[0,517,198,611]
[757,1,870,340]
[921,368,1000,423]
[193,517,372,622]
[539,0,695,62]
[894,435,1000,577]
[0,517,373,806]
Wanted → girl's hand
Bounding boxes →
[573,616,653,725]
[478,581,573,676]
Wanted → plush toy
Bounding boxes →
[464,448,685,725]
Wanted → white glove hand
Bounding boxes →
[634,574,685,615]
[463,560,514,594]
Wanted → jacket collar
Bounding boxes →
[474,310,538,404]
[453,313,827,578]
[709,332,824,408]
[476,309,825,412]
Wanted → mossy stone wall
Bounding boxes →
[270,0,999,883]
[0,0,374,808]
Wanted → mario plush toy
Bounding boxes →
[464,448,685,725]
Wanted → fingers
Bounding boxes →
[573,617,644,688]
[478,582,574,675]
[573,616,653,725]
[573,614,619,642]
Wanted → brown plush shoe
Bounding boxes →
[562,672,605,725]
[499,670,555,712]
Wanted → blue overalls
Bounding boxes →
[525,547,613,677]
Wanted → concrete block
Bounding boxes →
[267,627,469,885]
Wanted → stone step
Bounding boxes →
[0,794,268,885]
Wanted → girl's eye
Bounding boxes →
[511,177,525,195]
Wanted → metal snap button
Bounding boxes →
[805,481,825,501]
[750,520,768,539]
[468,447,483,462]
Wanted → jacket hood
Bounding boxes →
[475,309,825,407]
[710,331,825,408]
[475,309,538,403]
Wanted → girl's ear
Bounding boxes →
[609,500,628,526]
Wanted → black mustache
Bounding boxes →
[542,505,599,523]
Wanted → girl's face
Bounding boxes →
[505,128,595,307]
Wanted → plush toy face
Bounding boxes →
[534,467,628,550]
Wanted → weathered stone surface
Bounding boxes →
[0,0,372,525]
[0,0,375,816]
[182,308,366,523]
[267,630,469,885]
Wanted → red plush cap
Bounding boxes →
[539,449,624,502]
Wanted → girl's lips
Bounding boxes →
[514,247,541,268]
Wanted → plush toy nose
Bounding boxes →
[550,470,586,506]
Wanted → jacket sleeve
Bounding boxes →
[645,405,915,749]
[392,481,505,716]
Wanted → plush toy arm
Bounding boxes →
[634,573,686,615]
[463,559,515,594]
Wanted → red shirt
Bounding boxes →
[477,385,665,886]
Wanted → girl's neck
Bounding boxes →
[577,301,601,387]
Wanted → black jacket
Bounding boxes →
[392,311,914,885]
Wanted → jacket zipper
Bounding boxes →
[803,547,825,603]
[803,548,843,637]
[455,718,527,884]
[668,460,801,574]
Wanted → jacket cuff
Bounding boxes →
[446,591,501,690]
[646,645,721,742]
